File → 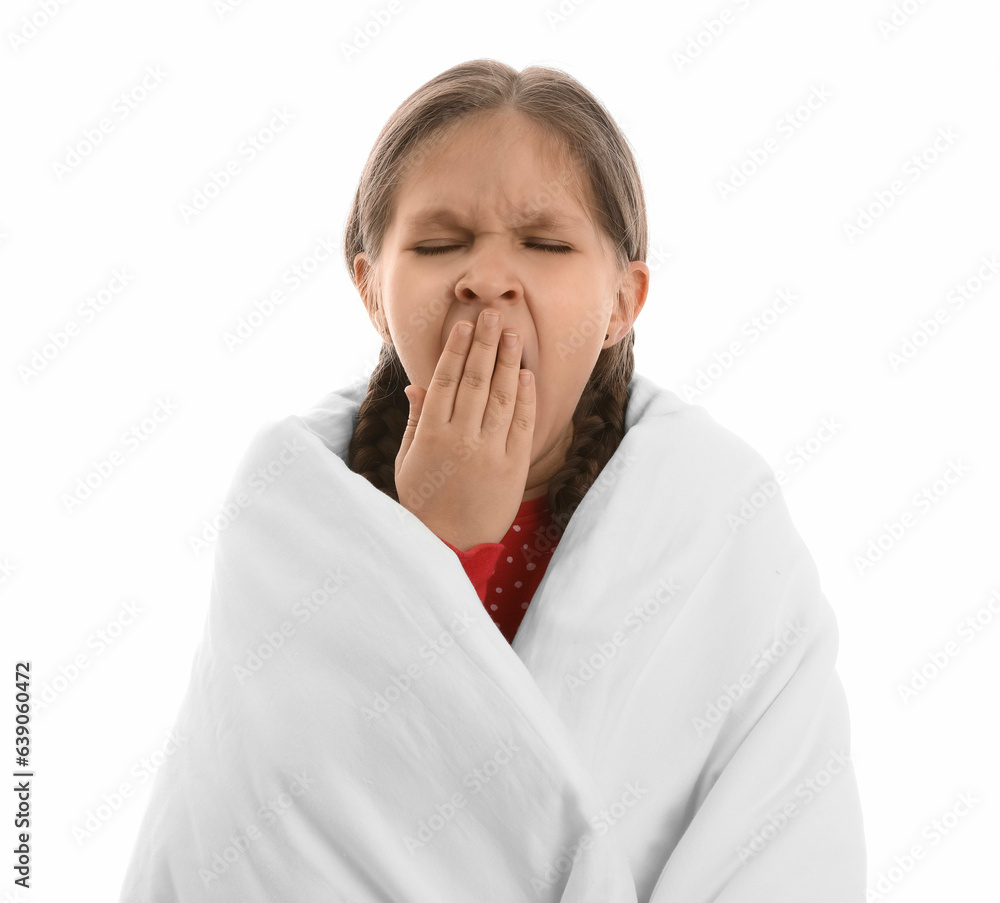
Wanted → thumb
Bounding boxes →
[397,384,424,466]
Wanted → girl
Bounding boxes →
[345,61,650,642]
[119,59,866,902]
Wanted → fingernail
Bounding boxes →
[483,311,499,327]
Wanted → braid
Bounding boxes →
[347,344,409,504]
[546,331,634,532]
[347,331,635,534]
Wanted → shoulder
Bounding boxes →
[229,372,369,479]
[624,371,774,505]
[290,373,372,462]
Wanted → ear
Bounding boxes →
[605,260,650,345]
[354,252,391,343]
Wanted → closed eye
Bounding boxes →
[413,242,572,256]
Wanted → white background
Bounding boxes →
[2,0,998,900]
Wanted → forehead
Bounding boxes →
[401,205,588,233]
[393,112,596,233]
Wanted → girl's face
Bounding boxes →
[354,110,649,502]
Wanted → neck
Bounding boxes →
[521,419,573,504]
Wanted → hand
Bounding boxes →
[395,308,536,551]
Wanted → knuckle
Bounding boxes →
[473,330,496,350]
[443,345,468,365]
[490,385,515,407]
[462,369,489,390]
[432,371,460,391]
[511,410,532,431]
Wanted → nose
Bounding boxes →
[456,286,520,314]
[453,238,525,311]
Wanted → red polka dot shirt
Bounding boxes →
[441,493,560,644]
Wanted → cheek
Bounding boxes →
[407,341,440,391]
[383,297,443,387]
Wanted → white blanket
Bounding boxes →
[118,370,867,902]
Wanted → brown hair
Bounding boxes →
[343,58,647,535]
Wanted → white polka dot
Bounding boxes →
[495,587,502,593]
[522,543,527,549]
[521,602,528,609]
[512,525,520,531]
[514,581,522,588]
[506,556,513,563]
[526,563,535,570]
[490,603,498,611]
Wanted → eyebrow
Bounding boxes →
[401,207,587,232]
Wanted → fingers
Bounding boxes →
[505,367,535,458]
[478,327,527,438]
[420,317,477,425]
[452,309,520,427]
[418,309,533,459]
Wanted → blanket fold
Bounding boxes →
[118,370,866,902]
